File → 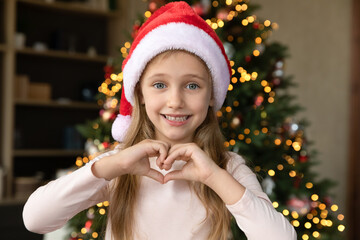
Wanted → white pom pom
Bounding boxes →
[111,114,132,142]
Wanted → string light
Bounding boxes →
[291,211,299,219]
[302,234,309,240]
[124,42,131,48]
[311,194,319,201]
[272,22,279,30]
[292,220,300,227]
[264,20,271,27]
[338,224,345,232]
[331,204,339,212]
[305,182,313,189]
[255,37,262,44]
[313,231,320,238]
[99,208,106,215]
[268,169,275,176]
[144,11,151,18]
[282,209,289,216]
[289,170,296,177]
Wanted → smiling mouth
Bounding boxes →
[162,114,191,122]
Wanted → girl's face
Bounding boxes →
[140,51,214,145]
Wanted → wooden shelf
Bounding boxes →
[0,197,28,205]
[18,0,121,18]
[13,149,85,157]
[16,47,108,63]
[15,99,101,109]
[0,44,7,52]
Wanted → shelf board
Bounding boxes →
[13,149,85,157]
[0,197,28,205]
[17,0,121,18]
[15,98,101,109]
[0,44,7,52]
[16,47,108,63]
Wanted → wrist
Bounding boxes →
[91,154,125,181]
[202,166,226,188]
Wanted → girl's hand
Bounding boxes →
[162,143,221,185]
[92,139,170,183]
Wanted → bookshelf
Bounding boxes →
[0,0,134,202]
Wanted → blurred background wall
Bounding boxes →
[250,0,351,214]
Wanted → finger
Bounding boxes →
[164,170,184,183]
[146,169,164,184]
[146,141,168,162]
[165,147,190,166]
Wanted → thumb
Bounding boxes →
[164,170,184,183]
[146,169,164,184]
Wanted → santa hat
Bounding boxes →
[112,1,231,142]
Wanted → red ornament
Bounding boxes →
[254,95,264,107]
[287,196,311,215]
[272,78,281,86]
[192,3,204,16]
[85,220,93,230]
[131,24,141,40]
[102,142,109,149]
[110,112,117,121]
[253,22,259,29]
[103,65,113,79]
[149,2,158,12]
[294,176,301,188]
[217,9,229,20]
[245,55,251,62]
[323,196,332,206]
[299,155,308,163]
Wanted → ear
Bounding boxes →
[209,97,214,107]
[139,91,145,104]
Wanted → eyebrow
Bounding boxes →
[148,73,207,81]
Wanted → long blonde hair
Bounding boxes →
[109,50,231,240]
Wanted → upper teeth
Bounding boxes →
[165,115,188,121]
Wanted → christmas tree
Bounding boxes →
[68,1,346,239]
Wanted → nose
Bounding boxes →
[167,88,184,109]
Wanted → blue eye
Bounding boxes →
[153,83,166,89]
[187,83,199,90]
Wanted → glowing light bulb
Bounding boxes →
[144,11,151,18]
[268,169,275,176]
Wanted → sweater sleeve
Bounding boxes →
[22,148,119,234]
[225,152,297,240]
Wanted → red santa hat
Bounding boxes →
[112,1,231,142]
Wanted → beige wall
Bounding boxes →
[251,0,352,212]
[127,0,352,211]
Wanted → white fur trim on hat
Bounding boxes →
[122,22,230,111]
[111,114,132,142]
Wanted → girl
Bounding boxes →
[23,2,297,240]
